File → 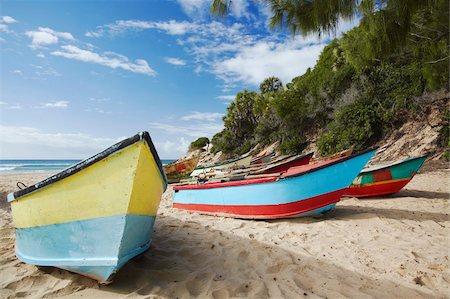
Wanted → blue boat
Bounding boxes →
[173,148,376,219]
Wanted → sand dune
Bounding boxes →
[0,170,449,298]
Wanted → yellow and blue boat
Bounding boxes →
[7,132,167,283]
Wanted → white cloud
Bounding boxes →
[86,20,198,37]
[149,121,223,138]
[11,70,22,75]
[165,57,186,66]
[0,101,22,109]
[214,42,326,86]
[0,15,17,33]
[41,100,69,108]
[85,108,111,114]
[0,126,187,159]
[0,24,8,32]
[25,27,74,49]
[226,0,252,19]
[2,16,17,24]
[7,105,23,110]
[30,64,61,77]
[180,111,224,121]
[217,95,235,102]
[51,45,156,76]
[37,52,46,58]
[85,16,359,87]
[156,137,191,158]
[0,125,123,159]
[176,0,252,20]
[89,97,111,103]
[176,0,209,19]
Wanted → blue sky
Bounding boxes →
[0,0,358,159]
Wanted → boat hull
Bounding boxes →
[173,189,344,219]
[343,155,426,198]
[173,149,376,219]
[16,214,155,282]
[164,156,199,177]
[8,132,167,283]
[190,155,252,177]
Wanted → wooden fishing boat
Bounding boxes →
[182,152,313,183]
[164,156,199,183]
[190,154,252,177]
[173,148,376,219]
[7,132,167,283]
[164,156,199,176]
[253,152,313,174]
[343,155,427,198]
[251,152,275,165]
[311,148,353,163]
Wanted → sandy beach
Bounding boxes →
[0,169,449,298]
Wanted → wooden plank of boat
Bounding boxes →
[311,148,353,163]
[343,155,427,198]
[172,148,377,219]
[164,156,200,183]
[178,152,312,184]
[163,156,199,177]
[252,152,314,174]
[250,152,275,165]
[190,155,253,177]
[6,132,167,284]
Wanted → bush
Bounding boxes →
[189,137,209,150]
[318,101,383,155]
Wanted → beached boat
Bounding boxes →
[173,148,376,219]
[7,132,167,283]
[181,152,313,183]
[343,155,427,198]
[311,148,353,163]
[164,156,199,183]
[253,152,313,174]
[251,152,275,165]
[190,154,252,177]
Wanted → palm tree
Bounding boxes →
[211,0,448,64]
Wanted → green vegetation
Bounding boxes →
[189,137,210,151]
[210,0,448,157]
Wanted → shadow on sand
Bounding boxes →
[40,214,434,298]
[321,206,450,223]
[394,189,449,200]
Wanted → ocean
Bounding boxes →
[0,159,175,174]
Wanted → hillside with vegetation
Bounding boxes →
[209,0,449,159]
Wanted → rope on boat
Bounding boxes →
[16,182,27,190]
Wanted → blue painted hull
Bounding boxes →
[15,214,155,283]
[173,150,376,219]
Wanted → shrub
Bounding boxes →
[189,137,209,150]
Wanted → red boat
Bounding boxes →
[343,155,427,198]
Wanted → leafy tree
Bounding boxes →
[223,90,258,140]
[259,76,283,94]
[189,137,210,150]
[211,0,449,68]
[209,0,448,157]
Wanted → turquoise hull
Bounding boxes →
[15,214,155,283]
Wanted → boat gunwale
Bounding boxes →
[251,152,275,163]
[359,155,427,175]
[269,147,377,179]
[192,154,252,170]
[8,131,168,202]
[255,152,314,173]
[174,147,378,191]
